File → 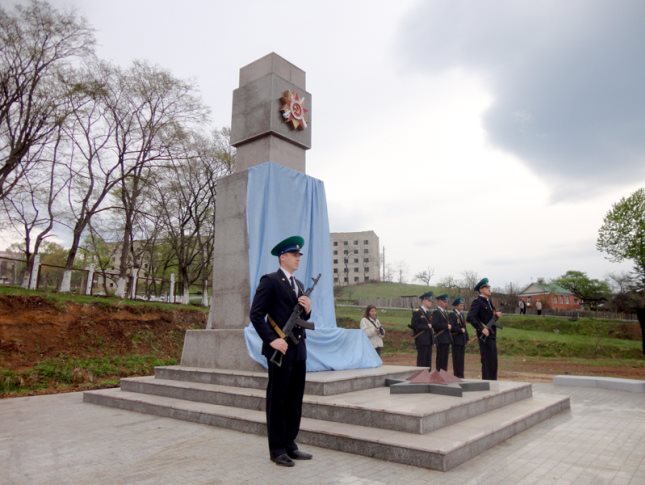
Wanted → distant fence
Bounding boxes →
[0,255,209,305]
[341,296,638,322]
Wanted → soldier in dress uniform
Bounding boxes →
[410,291,434,368]
[250,235,313,467]
[449,296,469,378]
[467,277,503,380]
[432,294,452,371]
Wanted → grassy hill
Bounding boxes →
[335,282,447,301]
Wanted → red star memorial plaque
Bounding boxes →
[280,90,308,130]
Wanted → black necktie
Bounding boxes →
[290,276,297,296]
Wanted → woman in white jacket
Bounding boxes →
[360,305,385,355]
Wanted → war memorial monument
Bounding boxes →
[84,53,570,471]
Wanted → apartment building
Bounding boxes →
[330,231,380,286]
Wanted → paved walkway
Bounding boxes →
[1,382,644,484]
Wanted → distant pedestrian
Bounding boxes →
[360,305,385,356]
[518,299,526,314]
[536,300,543,316]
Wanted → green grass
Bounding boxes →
[334,305,643,360]
[335,282,440,301]
[1,355,177,396]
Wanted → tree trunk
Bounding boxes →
[637,308,645,355]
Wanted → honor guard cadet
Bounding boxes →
[432,294,452,371]
[449,296,469,378]
[410,291,434,368]
[249,236,313,467]
[467,278,503,380]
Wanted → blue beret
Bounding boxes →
[419,291,433,300]
[474,277,490,292]
[452,296,464,306]
[271,235,304,256]
[436,294,449,301]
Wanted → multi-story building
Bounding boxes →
[330,231,380,286]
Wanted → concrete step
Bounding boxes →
[120,376,534,434]
[154,364,420,396]
[83,387,570,471]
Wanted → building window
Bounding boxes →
[364,249,369,253]
[364,268,369,273]
[333,259,338,264]
[343,241,348,246]
[333,268,338,273]
[354,277,359,282]
[333,250,337,255]
[354,250,358,254]
[354,268,359,272]
[354,258,358,263]
[344,277,348,282]
[559,295,564,304]
[344,250,348,255]
[364,240,369,244]
[552,296,557,304]
[354,240,358,245]
[333,241,338,246]
[566,296,570,304]
[364,258,369,262]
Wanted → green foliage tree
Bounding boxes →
[597,187,645,290]
[553,270,611,309]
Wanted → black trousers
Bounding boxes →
[416,343,432,368]
[436,343,450,371]
[478,337,498,380]
[452,344,465,378]
[265,358,306,457]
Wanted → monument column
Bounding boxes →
[180,53,312,371]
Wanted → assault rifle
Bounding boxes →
[479,315,503,342]
[270,273,321,367]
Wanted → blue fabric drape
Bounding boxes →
[243,162,381,371]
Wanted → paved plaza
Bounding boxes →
[1,382,644,484]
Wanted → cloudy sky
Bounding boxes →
[6,0,645,288]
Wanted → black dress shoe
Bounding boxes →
[287,450,312,460]
[271,454,295,467]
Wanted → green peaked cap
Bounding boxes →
[271,235,305,256]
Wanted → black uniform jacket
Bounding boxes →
[466,296,497,339]
[410,307,433,345]
[449,310,469,346]
[431,308,452,345]
[250,269,311,362]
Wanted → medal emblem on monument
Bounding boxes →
[280,90,308,130]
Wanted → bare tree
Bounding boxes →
[607,272,634,295]
[437,275,458,288]
[414,266,435,286]
[106,61,208,298]
[0,0,94,200]
[57,65,122,292]
[459,270,479,291]
[149,130,231,303]
[395,260,409,284]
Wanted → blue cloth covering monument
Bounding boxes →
[244,162,380,371]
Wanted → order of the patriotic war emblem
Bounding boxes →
[280,90,308,130]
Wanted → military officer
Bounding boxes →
[249,235,313,467]
[432,294,452,371]
[449,296,469,378]
[410,291,434,368]
[466,278,503,380]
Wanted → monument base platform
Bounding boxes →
[180,329,263,372]
[84,365,570,471]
